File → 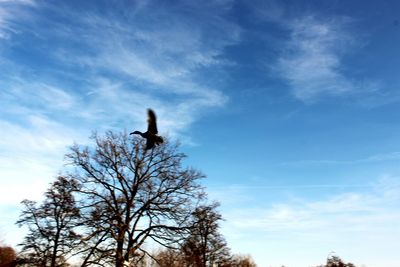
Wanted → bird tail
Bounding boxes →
[156,136,164,144]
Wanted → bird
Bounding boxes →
[130,109,164,150]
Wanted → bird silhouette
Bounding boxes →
[130,109,164,150]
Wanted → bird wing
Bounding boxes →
[147,109,158,134]
[146,139,155,150]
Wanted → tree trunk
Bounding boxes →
[51,229,61,267]
[116,239,125,267]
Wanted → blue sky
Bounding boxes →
[1,0,400,266]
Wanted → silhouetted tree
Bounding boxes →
[327,255,356,267]
[230,254,257,267]
[181,202,231,267]
[66,132,205,267]
[16,176,80,267]
[0,245,16,267]
[153,248,185,267]
[153,249,257,267]
[315,255,356,267]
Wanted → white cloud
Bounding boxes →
[248,2,386,105]
[48,1,240,91]
[60,11,234,122]
[281,151,400,166]
[0,0,35,39]
[0,110,89,207]
[2,81,78,113]
[1,0,237,138]
[218,175,400,266]
[246,0,285,23]
[275,16,361,101]
[0,115,88,246]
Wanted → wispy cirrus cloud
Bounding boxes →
[248,1,381,103]
[0,0,35,39]
[276,16,363,102]
[1,0,238,136]
[280,151,400,166]
[48,1,239,89]
[0,114,86,226]
[219,175,400,267]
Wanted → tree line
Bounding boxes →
[1,131,358,267]
[8,131,256,267]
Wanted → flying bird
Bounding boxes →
[130,109,164,150]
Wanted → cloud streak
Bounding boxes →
[276,16,359,101]
[220,175,400,266]
[0,0,35,39]
[247,1,388,105]
[280,151,400,166]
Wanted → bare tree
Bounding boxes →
[230,254,257,267]
[66,131,205,267]
[314,255,356,267]
[153,248,186,267]
[325,255,356,267]
[182,202,231,267]
[16,176,80,267]
[153,203,235,267]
